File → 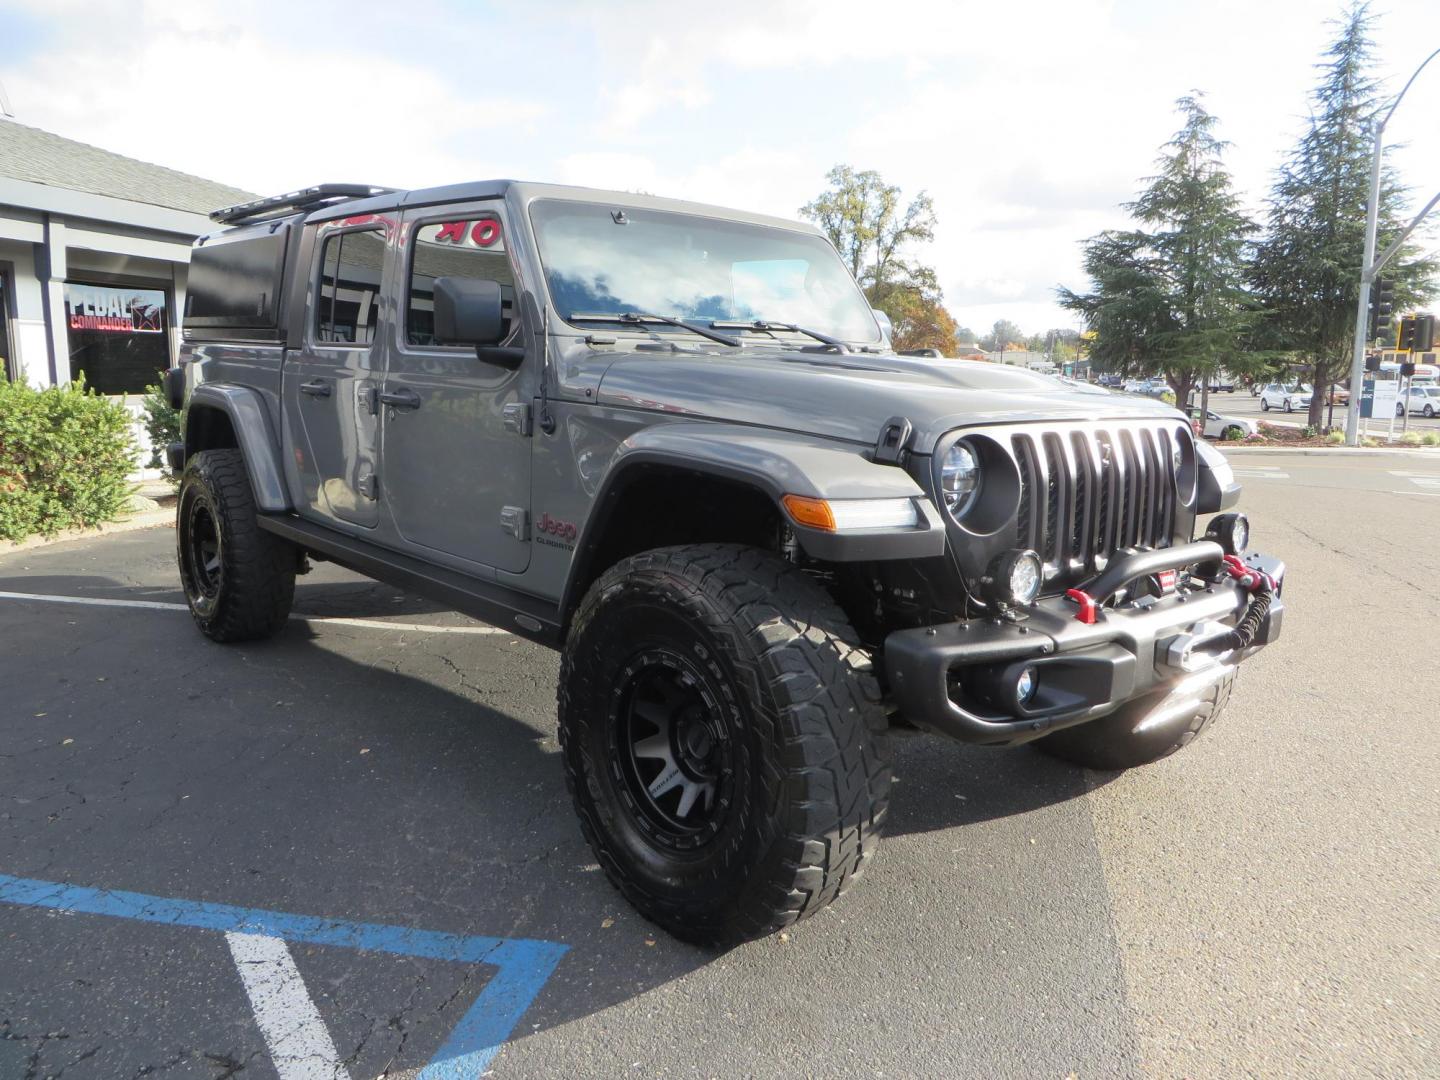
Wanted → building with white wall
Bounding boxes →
[1,118,251,469]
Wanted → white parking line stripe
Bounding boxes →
[0,590,187,611]
[0,591,511,635]
[1391,490,1440,497]
[1231,469,1290,479]
[225,932,352,1080]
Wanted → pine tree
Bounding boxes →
[1060,95,1256,405]
[1249,3,1436,427]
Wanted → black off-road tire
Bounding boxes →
[1034,669,1237,771]
[558,544,892,946]
[176,449,296,642]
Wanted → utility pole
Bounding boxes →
[1346,47,1440,445]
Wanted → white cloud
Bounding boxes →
[4,0,1438,340]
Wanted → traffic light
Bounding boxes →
[1369,277,1396,339]
[1398,316,1417,351]
[1415,314,1436,352]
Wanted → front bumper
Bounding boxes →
[884,544,1285,746]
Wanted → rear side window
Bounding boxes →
[406,217,515,346]
[315,229,384,345]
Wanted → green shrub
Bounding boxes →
[1222,425,1246,441]
[1325,429,1345,444]
[0,379,136,541]
[142,383,181,481]
[1301,424,1319,438]
[1422,432,1440,447]
[1399,431,1423,447]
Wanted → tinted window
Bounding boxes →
[315,229,384,344]
[64,283,169,394]
[407,218,515,346]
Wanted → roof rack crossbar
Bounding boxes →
[210,184,397,224]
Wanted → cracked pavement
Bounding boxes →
[2,451,1437,1079]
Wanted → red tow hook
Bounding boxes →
[1065,588,1099,624]
[1221,554,1275,593]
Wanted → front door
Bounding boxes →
[379,203,532,573]
[282,222,389,529]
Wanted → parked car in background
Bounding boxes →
[1259,382,1312,413]
[1188,405,1257,440]
[1326,384,1350,406]
[1402,385,1440,417]
[1097,373,1124,388]
[1206,376,1236,393]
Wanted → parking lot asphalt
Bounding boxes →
[1190,389,1440,433]
[2,450,1436,1079]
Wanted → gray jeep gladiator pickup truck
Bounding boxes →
[165,181,1285,945]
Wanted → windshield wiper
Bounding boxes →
[709,319,850,351]
[570,311,741,347]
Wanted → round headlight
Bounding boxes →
[941,443,980,517]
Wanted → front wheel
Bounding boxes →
[1035,669,1236,770]
[559,544,892,945]
[1424,405,1435,418]
[177,449,297,642]
[1260,398,1270,412]
[1283,398,1293,413]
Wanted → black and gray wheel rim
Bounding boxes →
[183,500,223,604]
[611,648,733,849]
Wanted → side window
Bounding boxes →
[315,229,384,344]
[407,216,516,347]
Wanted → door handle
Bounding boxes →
[298,379,332,398]
[378,387,421,411]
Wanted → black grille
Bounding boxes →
[1009,422,1182,578]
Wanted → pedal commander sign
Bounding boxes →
[63,284,166,334]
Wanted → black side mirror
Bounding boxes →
[433,277,524,367]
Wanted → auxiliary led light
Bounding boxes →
[987,548,1043,607]
[1204,512,1249,556]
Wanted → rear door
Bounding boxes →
[282,222,391,529]
[378,202,532,573]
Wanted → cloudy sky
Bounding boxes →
[3,0,1438,340]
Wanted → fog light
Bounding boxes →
[1204,512,1249,556]
[1016,666,1038,705]
[987,549,1043,607]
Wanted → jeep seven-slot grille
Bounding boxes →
[1010,422,1180,577]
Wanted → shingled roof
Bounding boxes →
[0,118,254,216]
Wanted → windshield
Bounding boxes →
[529,199,881,343]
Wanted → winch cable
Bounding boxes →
[1198,557,1276,655]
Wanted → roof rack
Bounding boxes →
[209,183,397,224]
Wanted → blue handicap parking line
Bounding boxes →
[0,871,568,1078]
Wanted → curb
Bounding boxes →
[0,509,174,556]
[1218,446,1440,457]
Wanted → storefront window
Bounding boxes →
[64,282,170,395]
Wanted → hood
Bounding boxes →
[594,347,1180,450]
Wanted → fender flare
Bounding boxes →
[184,384,292,513]
[559,422,946,620]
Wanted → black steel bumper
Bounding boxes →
[883,543,1285,746]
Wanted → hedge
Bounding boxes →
[0,379,137,541]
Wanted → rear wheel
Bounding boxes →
[1035,669,1236,770]
[559,544,892,945]
[177,449,296,642]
